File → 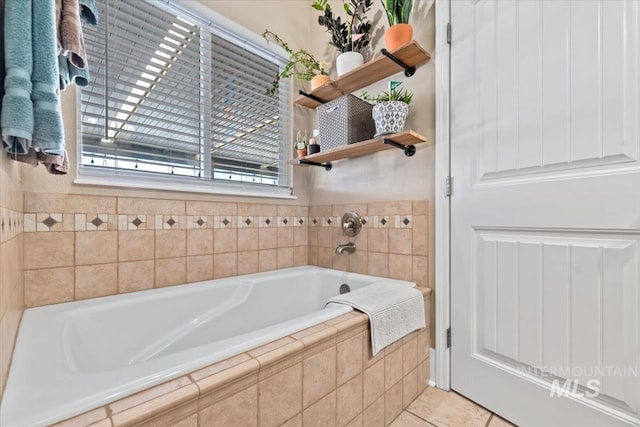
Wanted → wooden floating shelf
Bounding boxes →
[290,131,429,166]
[294,41,431,109]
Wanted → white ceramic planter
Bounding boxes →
[336,51,364,76]
[372,101,409,137]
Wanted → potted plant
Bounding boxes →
[295,130,308,157]
[262,30,330,95]
[361,82,413,137]
[381,0,413,51]
[312,0,374,76]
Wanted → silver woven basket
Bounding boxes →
[317,94,375,150]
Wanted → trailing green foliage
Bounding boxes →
[312,0,373,53]
[381,0,413,26]
[262,30,327,96]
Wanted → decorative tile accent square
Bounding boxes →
[163,215,177,229]
[311,217,319,226]
[296,217,305,226]
[214,215,235,229]
[239,216,254,228]
[259,216,274,228]
[86,214,109,231]
[395,215,413,229]
[278,216,291,227]
[1,208,23,242]
[194,216,207,228]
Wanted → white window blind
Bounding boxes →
[80,0,291,191]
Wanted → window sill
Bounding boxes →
[74,169,296,200]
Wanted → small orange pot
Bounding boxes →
[384,23,413,52]
[310,74,331,91]
[297,148,307,158]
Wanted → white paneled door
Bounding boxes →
[450,0,640,425]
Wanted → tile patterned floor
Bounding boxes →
[391,387,517,427]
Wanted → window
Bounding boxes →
[79,0,292,196]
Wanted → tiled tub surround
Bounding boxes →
[22,194,430,308]
[22,193,310,307]
[3,267,417,426]
[0,206,23,396]
[308,201,429,288]
[50,288,431,427]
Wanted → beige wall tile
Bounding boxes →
[293,246,308,267]
[186,255,213,283]
[118,260,154,293]
[317,229,332,248]
[237,251,259,275]
[25,193,116,214]
[258,363,302,427]
[412,200,428,215]
[119,230,155,262]
[278,205,308,217]
[238,228,258,252]
[368,201,412,216]
[198,385,257,427]
[24,232,74,269]
[155,230,186,259]
[118,198,185,215]
[277,227,293,248]
[384,380,403,425]
[309,205,331,217]
[403,338,418,376]
[186,229,213,256]
[403,369,419,408]
[277,247,294,269]
[259,249,277,272]
[238,203,276,217]
[417,360,429,391]
[308,246,318,266]
[186,201,236,216]
[389,229,412,255]
[302,390,336,427]
[214,252,237,279]
[363,359,384,409]
[337,332,363,386]
[332,204,367,217]
[332,253,348,272]
[293,227,308,247]
[308,227,318,247]
[214,228,237,254]
[76,231,118,265]
[75,263,118,300]
[336,373,363,427]
[367,229,388,253]
[417,330,430,362]
[389,254,413,282]
[385,348,403,390]
[412,256,428,288]
[258,227,276,250]
[303,346,336,408]
[155,257,186,287]
[25,267,74,307]
[348,250,367,275]
[367,252,388,277]
[412,215,428,256]
[317,248,332,269]
[50,408,109,427]
[362,396,384,427]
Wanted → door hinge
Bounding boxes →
[445,176,452,197]
[446,22,452,44]
[446,327,451,348]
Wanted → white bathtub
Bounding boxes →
[1,266,414,426]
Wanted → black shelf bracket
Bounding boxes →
[298,90,326,104]
[299,159,332,171]
[383,138,416,157]
[380,49,416,77]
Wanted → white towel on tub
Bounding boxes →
[326,281,425,356]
